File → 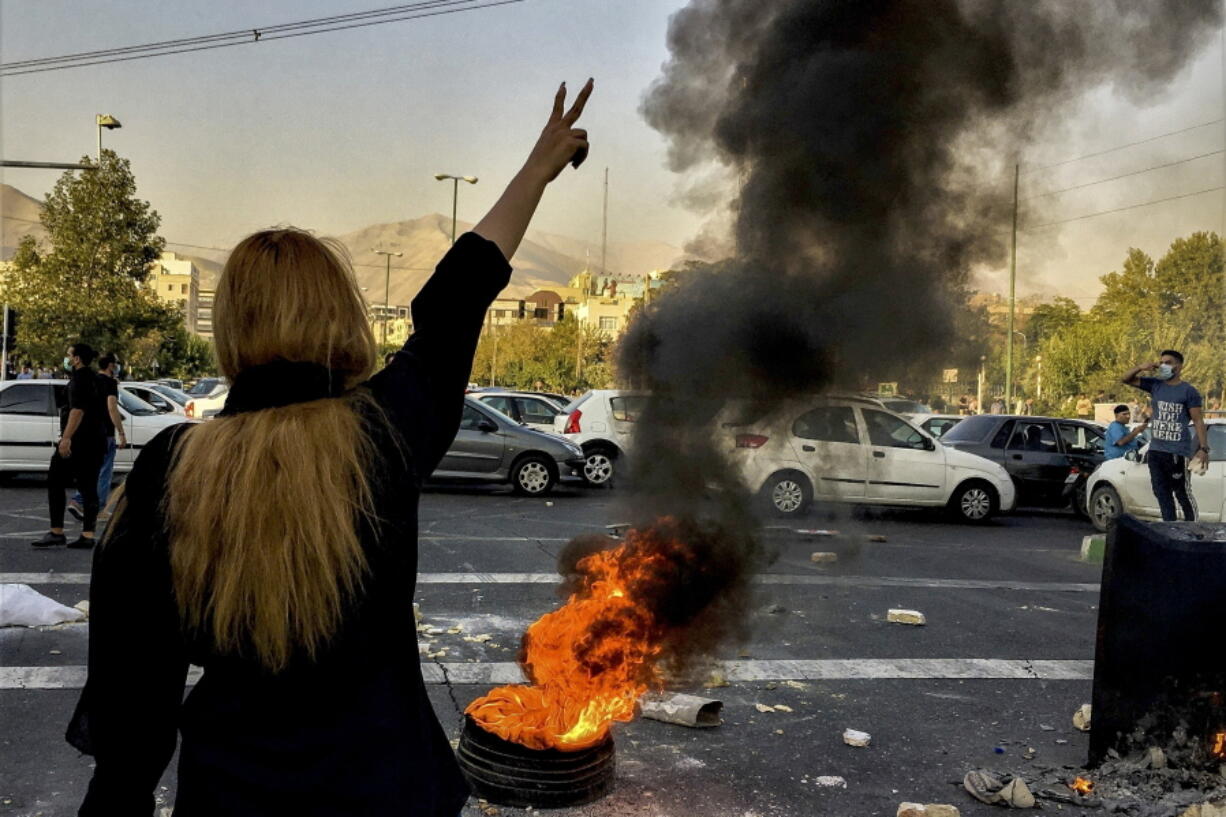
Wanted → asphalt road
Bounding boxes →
[1,475,1107,817]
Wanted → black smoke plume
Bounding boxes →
[561,0,1221,682]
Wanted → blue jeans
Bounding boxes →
[72,437,117,510]
[1147,449,1196,522]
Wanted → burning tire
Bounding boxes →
[763,471,812,517]
[456,715,615,808]
[581,446,616,487]
[511,454,556,496]
[948,480,997,524]
[1089,484,1121,533]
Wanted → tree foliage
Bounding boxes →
[0,150,200,370]
[470,316,613,394]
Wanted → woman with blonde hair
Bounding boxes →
[68,80,593,816]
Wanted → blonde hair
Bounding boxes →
[168,228,379,671]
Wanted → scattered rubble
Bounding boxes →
[898,804,961,817]
[755,703,776,713]
[639,693,722,727]
[812,776,847,788]
[843,728,872,747]
[1072,703,1092,732]
[887,608,927,626]
[810,551,839,564]
[762,603,788,614]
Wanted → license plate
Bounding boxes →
[1064,472,1079,484]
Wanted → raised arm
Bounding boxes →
[1122,360,1158,388]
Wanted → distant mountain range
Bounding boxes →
[2,184,685,305]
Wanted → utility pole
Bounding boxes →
[1006,162,1019,411]
[601,167,609,277]
[372,249,402,345]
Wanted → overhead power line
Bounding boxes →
[1021,149,1225,202]
[1022,185,1224,231]
[0,0,522,76]
[1021,119,1224,175]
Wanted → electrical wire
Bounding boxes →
[1021,149,1225,202]
[1021,119,1224,175]
[1022,185,1224,231]
[1,0,522,76]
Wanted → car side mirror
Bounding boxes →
[923,437,936,451]
[478,420,498,433]
[1124,449,1138,462]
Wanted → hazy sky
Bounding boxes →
[3,0,1225,305]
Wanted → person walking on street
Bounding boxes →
[68,354,127,521]
[1104,404,1148,460]
[68,79,594,817]
[1121,350,1210,521]
[32,343,108,548]
[17,364,34,380]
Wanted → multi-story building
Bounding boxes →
[148,252,200,334]
[196,289,215,339]
[368,304,411,346]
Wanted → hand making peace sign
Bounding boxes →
[525,78,594,182]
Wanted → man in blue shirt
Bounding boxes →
[1122,349,1210,521]
[1104,404,1148,460]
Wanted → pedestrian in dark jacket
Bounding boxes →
[68,79,594,817]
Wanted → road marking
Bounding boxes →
[0,658,1093,689]
[0,572,1099,592]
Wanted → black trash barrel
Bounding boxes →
[456,715,615,808]
[1090,515,1226,766]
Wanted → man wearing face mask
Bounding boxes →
[1121,350,1210,521]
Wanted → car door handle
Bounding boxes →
[873,450,886,458]
[802,445,815,452]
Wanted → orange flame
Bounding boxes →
[465,523,687,751]
[1212,731,1226,758]
[1069,777,1094,795]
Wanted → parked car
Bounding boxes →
[552,390,648,486]
[0,379,196,474]
[121,382,188,416]
[1085,420,1225,531]
[939,414,1106,514]
[722,396,1015,522]
[471,391,566,434]
[154,378,185,391]
[184,377,230,419]
[877,396,932,415]
[428,397,586,495]
[906,413,964,440]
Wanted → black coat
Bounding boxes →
[68,233,511,816]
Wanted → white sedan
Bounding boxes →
[1085,419,1225,531]
[723,396,1016,523]
[0,379,194,474]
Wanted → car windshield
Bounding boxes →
[150,384,190,405]
[882,399,931,414]
[118,388,160,416]
[940,414,999,443]
[188,378,221,395]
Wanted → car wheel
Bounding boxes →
[582,447,616,487]
[1089,484,1121,533]
[763,471,812,517]
[512,455,556,496]
[949,480,997,524]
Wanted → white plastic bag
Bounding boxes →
[0,583,87,627]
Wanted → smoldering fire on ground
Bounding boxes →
[466,0,1224,753]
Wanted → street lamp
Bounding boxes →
[95,114,121,163]
[372,249,402,345]
[434,173,478,244]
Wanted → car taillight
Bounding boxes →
[735,434,770,448]
[185,401,195,418]
[564,409,582,434]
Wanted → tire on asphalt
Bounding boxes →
[581,446,617,488]
[1089,484,1121,533]
[511,454,557,496]
[762,471,812,518]
[948,479,998,524]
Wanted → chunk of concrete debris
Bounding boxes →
[1147,746,1167,769]
[639,693,722,728]
[813,776,846,788]
[462,634,493,643]
[1179,801,1226,817]
[887,608,927,626]
[1072,703,1092,732]
[843,728,871,747]
[898,804,961,817]
[999,777,1035,808]
[963,770,1004,805]
[773,704,794,713]
[810,551,839,564]
[755,703,776,713]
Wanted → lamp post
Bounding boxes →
[434,173,478,244]
[372,250,402,345]
[96,114,122,163]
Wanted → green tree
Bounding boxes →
[1028,296,1081,345]
[471,316,613,393]
[0,149,175,364]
